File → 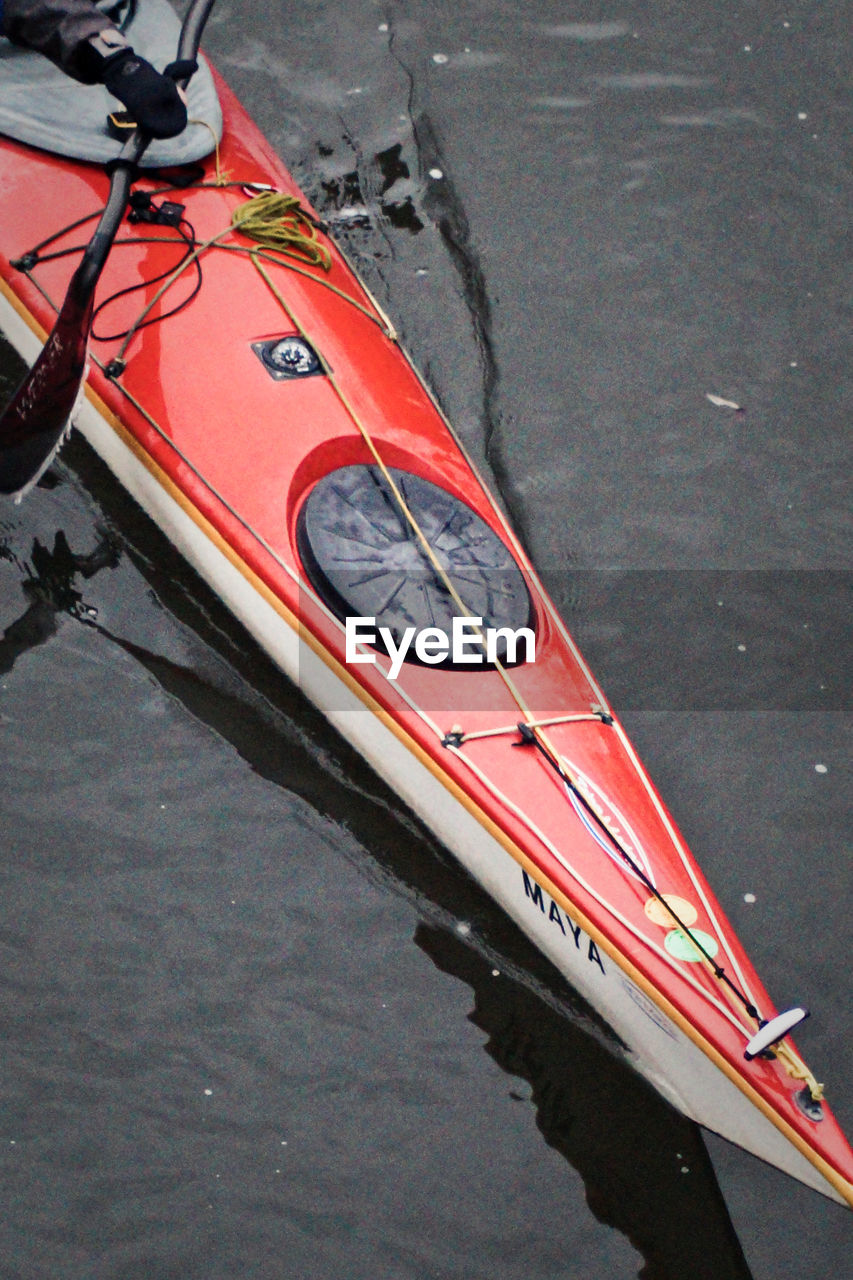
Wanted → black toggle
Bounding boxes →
[10,252,39,272]
[127,193,186,227]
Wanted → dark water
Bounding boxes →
[1,3,850,1276]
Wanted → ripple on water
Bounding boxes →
[539,22,632,42]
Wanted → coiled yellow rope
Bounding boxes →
[231,192,332,271]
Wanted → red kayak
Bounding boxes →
[0,59,850,1207]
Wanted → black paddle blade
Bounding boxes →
[0,276,93,497]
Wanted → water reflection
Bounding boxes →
[0,527,118,675]
[317,141,424,233]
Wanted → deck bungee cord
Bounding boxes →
[8,160,826,1104]
[442,711,614,746]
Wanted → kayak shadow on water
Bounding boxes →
[0,437,756,1280]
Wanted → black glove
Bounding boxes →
[101,49,188,140]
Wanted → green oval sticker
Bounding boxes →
[664,927,719,962]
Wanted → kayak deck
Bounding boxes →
[0,71,850,1206]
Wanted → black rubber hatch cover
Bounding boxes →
[297,465,533,667]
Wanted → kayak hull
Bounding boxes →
[0,67,850,1208]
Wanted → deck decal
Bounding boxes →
[620,977,680,1041]
[644,894,698,927]
[566,783,656,888]
[664,928,719,963]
